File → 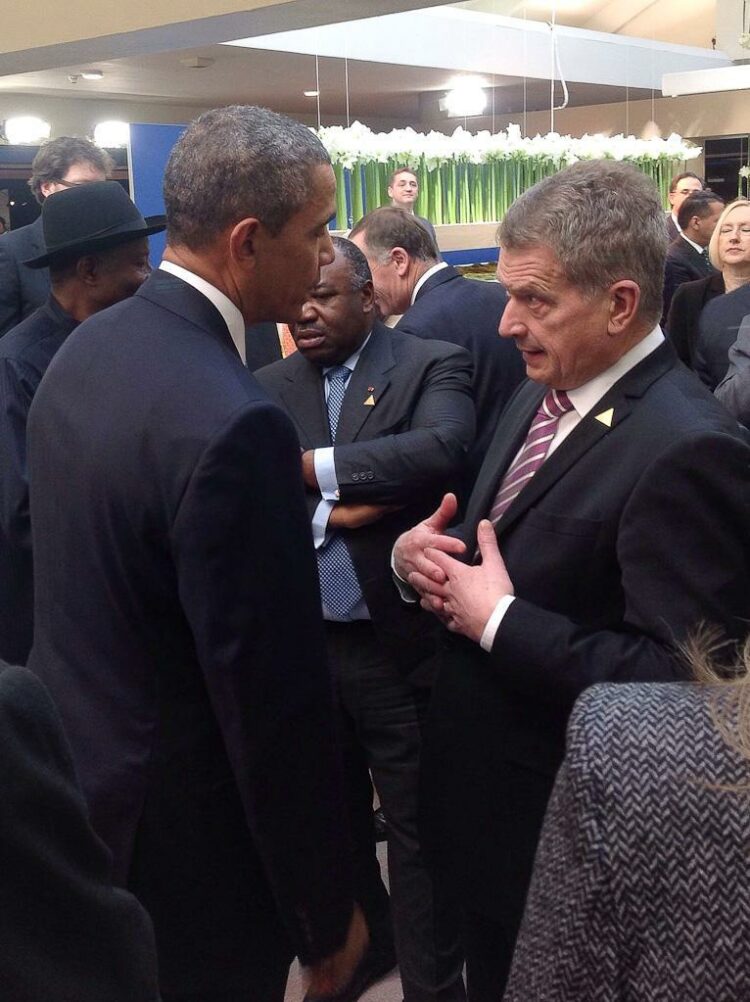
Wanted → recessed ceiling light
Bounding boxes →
[81,70,104,80]
[304,90,319,97]
[4,116,51,145]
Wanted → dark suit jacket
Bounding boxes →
[506,683,750,1001]
[665,211,679,243]
[0,663,159,1002]
[693,281,750,390]
[716,313,750,426]
[246,320,283,370]
[420,342,750,936]
[662,235,716,323]
[27,270,354,996]
[0,296,78,665]
[664,271,725,368]
[395,266,525,490]
[256,321,475,682]
[0,217,50,337]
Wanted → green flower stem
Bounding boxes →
[334,163,348,230]
[351,163,365,225]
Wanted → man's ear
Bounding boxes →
[75,254,99,286]
[607,280,641,335]
[391,247,411,277]
[229,217,262,271]
[360,279,376,315]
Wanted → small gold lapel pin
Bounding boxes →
[595,407,614,428]
[364,394,376,406]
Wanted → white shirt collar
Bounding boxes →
[411,261,450,305]
[679,232,704,256]
[567,326,665,419]
[159,260,247,365]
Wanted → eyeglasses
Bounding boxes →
[54,177,90,188]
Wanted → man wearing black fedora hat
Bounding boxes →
[0,180,164,666]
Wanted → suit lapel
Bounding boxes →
[413,265,460,303]
[465,342,676,544]
[278,357,330,449]
[335,323,394,444]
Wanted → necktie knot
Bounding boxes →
[540,387,573,420]
[327,364,351,385]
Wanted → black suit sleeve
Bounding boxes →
[334,347,475,504]
[662,257,697,323]
[170,399,354,963]
[0,238,22,337]
[490,431,750,710]
[664,284,695,366]
[0,665,159,1002]
[0,357,33,549]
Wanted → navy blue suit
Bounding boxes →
[0,296,77,665]
[395,266,524,492]
[0,217,50,336]
[27,269,355,1000]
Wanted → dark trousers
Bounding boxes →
[325,621,465,1002]
[459,908,516,1002]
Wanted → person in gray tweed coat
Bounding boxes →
[504,681,750,1001]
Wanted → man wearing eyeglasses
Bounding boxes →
[665,171,704,241]
[0,136,112,336]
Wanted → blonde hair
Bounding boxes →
[685,627,750,766]
[708,197,750,270]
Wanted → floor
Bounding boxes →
[284,841,404,1002]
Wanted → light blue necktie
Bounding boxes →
[317,366,362,619]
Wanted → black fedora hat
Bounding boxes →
[24,180,166,269]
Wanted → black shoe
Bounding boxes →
[373,807,388,842]
[304,944,397,1002]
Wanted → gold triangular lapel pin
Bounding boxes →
[595,407,614,428]
[364,394,376,406]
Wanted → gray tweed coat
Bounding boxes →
[505,682,750,1001]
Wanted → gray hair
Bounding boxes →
[349,207,438,262]
[331,235,372,290]
[498,160,668,326]
[163,105,331,248]
[29,137,113,204]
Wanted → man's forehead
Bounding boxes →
[498,244,565,286]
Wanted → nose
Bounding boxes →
[498,298,525,338]
[296,298,317,325]
[319,227,335,267]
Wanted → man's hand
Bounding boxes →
[329,503,402,530]
[392,493,466,588]
[418,519,514,643]
[301,450,319,491]
[304,904,369,998]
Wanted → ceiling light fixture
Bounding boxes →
[81,70,104,80]
[304,90,319,97]
[4,116,51,145]
[94,121,130,148]
[440,81,487,118]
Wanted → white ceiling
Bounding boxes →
[0,0,722,128]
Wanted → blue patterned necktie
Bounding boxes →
[317,366,362,619]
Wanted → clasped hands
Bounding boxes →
[393,493,514,644]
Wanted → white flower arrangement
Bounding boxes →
[317,121,701,228]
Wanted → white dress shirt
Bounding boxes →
[159,260,247,365]
[411,261,450,305]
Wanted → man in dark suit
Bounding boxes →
[0,662,160,1002]
[256,236,473,1002]
[386,167,440,252]
[665,170,704,241]
[27,106,366,1002]
[0,181,164,666]
[662,189,724,321]
[393,160,750,1001]
[350,207,524,492]
[0,137,112,336]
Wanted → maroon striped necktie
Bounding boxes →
[489,388,573,525]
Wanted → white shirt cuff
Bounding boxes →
[312,499,335,549]
[480,595,515,652]
[390,544,418,603]
[314,447,339,501]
